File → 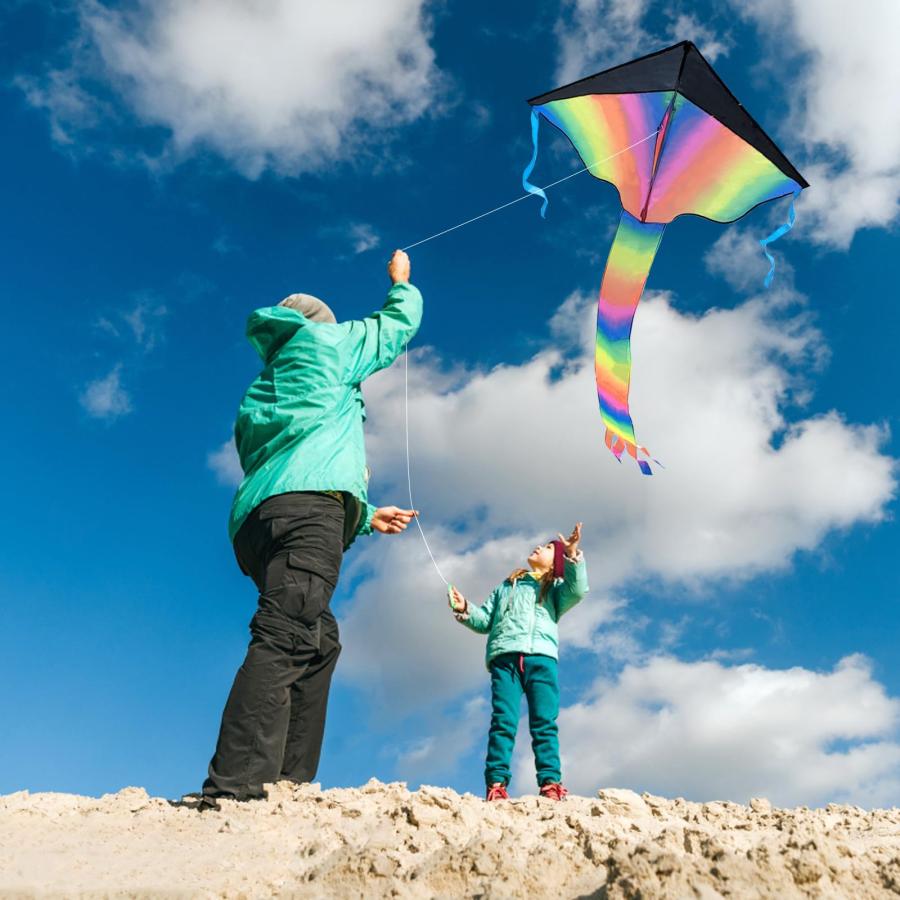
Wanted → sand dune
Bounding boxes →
[2,780,900,898]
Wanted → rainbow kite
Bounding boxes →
[524,41,808,473]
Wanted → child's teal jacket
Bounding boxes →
[457,553,589,667]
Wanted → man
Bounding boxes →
[200,249,422,808]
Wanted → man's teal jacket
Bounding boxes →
[228,282,423,547]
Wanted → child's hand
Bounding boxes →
[557,522,583,558]
[448,585,467,613]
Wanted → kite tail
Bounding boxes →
[596,210,666,475]
[522,109,549,217]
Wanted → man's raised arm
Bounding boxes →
[342,250,423,385]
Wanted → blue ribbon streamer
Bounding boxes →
[522,108,549,218]
[759,188,801,288]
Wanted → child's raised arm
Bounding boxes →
[449,585,499,634]
[555,523,589,617]
[555,552,589,617]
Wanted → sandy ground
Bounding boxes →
[2,780,900,898]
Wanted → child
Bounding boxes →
[448,523,588,801]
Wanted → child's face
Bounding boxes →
[527,542,555,571]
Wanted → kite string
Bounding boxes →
[401,129,660,252]
[400,128,660,587]
[404,341,450,587]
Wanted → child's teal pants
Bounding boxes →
[485,653,560,788]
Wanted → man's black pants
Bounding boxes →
[203,492,344,800]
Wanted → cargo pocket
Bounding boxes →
[282,552,338,628]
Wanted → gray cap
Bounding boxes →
[279,293,337,324]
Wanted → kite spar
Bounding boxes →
[524,41,809,473]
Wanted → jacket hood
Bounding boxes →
[245,306,308,363]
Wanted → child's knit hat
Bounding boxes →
[550,540,566,579]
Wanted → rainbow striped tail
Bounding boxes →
[596,210,666,474]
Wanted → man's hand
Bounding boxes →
[388,249,411,285]
[557,522,583,559]
[448,585,467,613]
[372,506,417,535]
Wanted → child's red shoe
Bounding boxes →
[539,782,569,801]
[486,783,509,801]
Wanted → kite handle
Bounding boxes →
[522,108,549,218]
[760,188,801,288]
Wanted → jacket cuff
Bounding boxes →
[357,502,377,536]
[565,549,584,564]
[390,280,419,294]
[450,596,470,621]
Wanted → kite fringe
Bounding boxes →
[604,428,658,476]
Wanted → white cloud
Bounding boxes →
[320,221,382,256]
[394,695,490,782]
[80,298,168,422]
[365,293,892,582]
[553,2,730,84]
[93,315,120,338]
[516,654,900,807]
[23,0,441,177]
[338,291,895,711]
[559,594,630,653]
[554,0,652,83]
[15,65,109,147]
[79,364,132,420]
[348,223,380,255]
[93,298,168,349]
[704,227,795,295]
[548,287,593,347]
[665,15,731,62]
[122,300,167,351]
[731,0,900,248]
[207,437,243,487]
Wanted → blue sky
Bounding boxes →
[1,0,898,806]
